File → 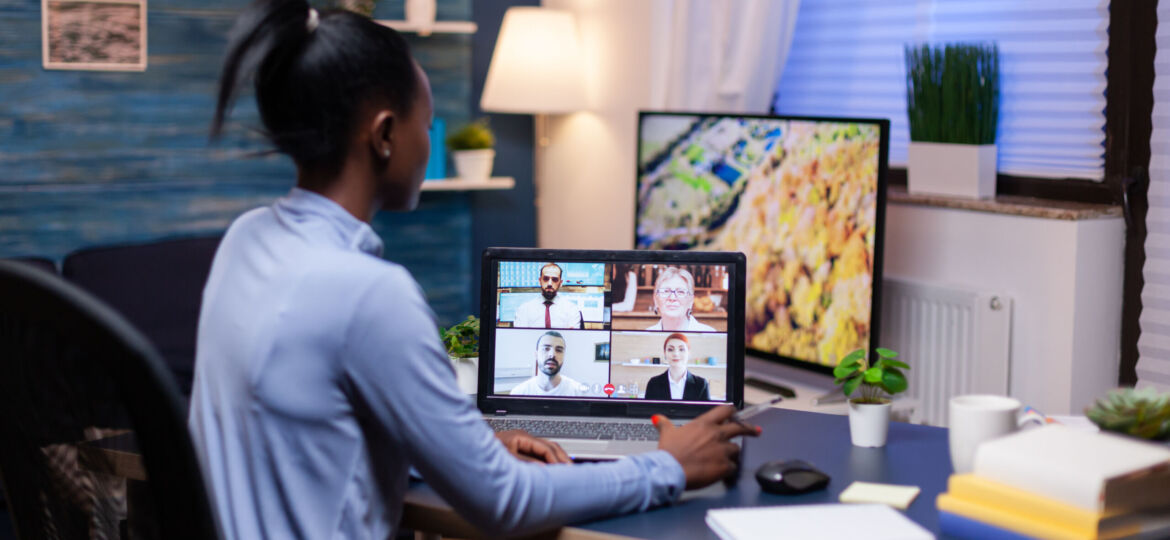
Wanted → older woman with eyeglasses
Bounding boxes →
[646,267,715,331]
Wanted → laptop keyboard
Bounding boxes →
[486,418,660,441]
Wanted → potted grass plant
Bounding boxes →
[835,347,910,448]
[440,315,480,395]
[905,42,999,199]
[446,119,496,182]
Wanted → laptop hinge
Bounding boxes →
[493,410,507,416]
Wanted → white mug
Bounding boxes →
[948,394,1029,473]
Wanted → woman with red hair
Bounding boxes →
[644,333,710,401]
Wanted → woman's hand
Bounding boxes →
[496,430,572,464]
[654,405,760,489]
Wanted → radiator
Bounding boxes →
[878,277,1012,426]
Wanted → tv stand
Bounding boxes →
[744,376,796,398]
[809,388,847,405]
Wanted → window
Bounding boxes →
[1136,2,1170,390]
[773,0,1109,181]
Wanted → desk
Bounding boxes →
[86,410,955,539]
[403,408,953,539]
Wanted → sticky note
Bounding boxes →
[838,481,921,510]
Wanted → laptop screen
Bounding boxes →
[479,248,745,418]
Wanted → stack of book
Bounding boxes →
[937,425,1170,539]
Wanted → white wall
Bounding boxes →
[538,0,654,249]
[536,0,1127,415]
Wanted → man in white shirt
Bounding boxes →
[513,263,583,329]
[509,331,586,396]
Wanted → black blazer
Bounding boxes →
[644,370,710,401]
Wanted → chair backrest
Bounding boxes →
[2,257,57,275]
[0,260,220,539]
[62,236,222,398]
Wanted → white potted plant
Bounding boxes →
[439,315,479,395]
[834,347,911,448]
[446,119,495,182]
[905,42,999,199]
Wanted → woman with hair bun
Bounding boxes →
[188,1,755,538]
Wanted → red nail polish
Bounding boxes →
[756,426,763,434]
[651,415,660,426]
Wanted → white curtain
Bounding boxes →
[1137,3,1170,390]
[648,0,801,113]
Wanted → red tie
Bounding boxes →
[544,301,552,328]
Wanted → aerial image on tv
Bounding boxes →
[636,115,880,366]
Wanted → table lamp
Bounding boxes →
[480,6,586,145]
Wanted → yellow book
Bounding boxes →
[946,474,1170,539]
[948,474,1109,534]
[937,493,1090,540]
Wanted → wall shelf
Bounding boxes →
[421,177,514,192]
[375,20,477,35]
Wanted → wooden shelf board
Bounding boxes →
[420,177,514,192]
[375,20,477,35]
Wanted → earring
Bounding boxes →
[382,149,391,158]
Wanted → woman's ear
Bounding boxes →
[369,110,395,160]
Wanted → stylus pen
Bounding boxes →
[730,395,784,427]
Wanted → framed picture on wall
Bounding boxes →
[42,0,147,71]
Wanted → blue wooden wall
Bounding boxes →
[0,0,477,324]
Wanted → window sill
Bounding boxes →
[887,185,1122,221]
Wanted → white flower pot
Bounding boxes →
[452,149,495,182]
[405,0,436,27]
[449,356,478,395]
[848,400,892,448]
[907,142,997,199]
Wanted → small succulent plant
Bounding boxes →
[1085,387,1170,441]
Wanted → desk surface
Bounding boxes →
[406,408,953,539]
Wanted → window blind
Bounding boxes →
[1136,4,1170,390]
[773,0,1108,180]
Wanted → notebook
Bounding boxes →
[706,504,933,540]
[477,247,746,459]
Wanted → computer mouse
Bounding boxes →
[755,459,830,494]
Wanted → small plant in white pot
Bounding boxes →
[446,119,495,182]
[440,315,480,395]
[905,42,999,199]
[834,347,910,448]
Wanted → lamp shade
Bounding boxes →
[480,7,586,114]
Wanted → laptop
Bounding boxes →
[477,247,746,460]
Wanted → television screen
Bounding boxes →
[634,112,888,370]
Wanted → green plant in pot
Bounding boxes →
[904,42,999,199]
[834,347,910,447]
[440,315,480,395]
[446,119,496,182]
[1085,387,1170,442]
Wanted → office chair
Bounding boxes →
[0,260,220,539]
[62,235,222,398]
